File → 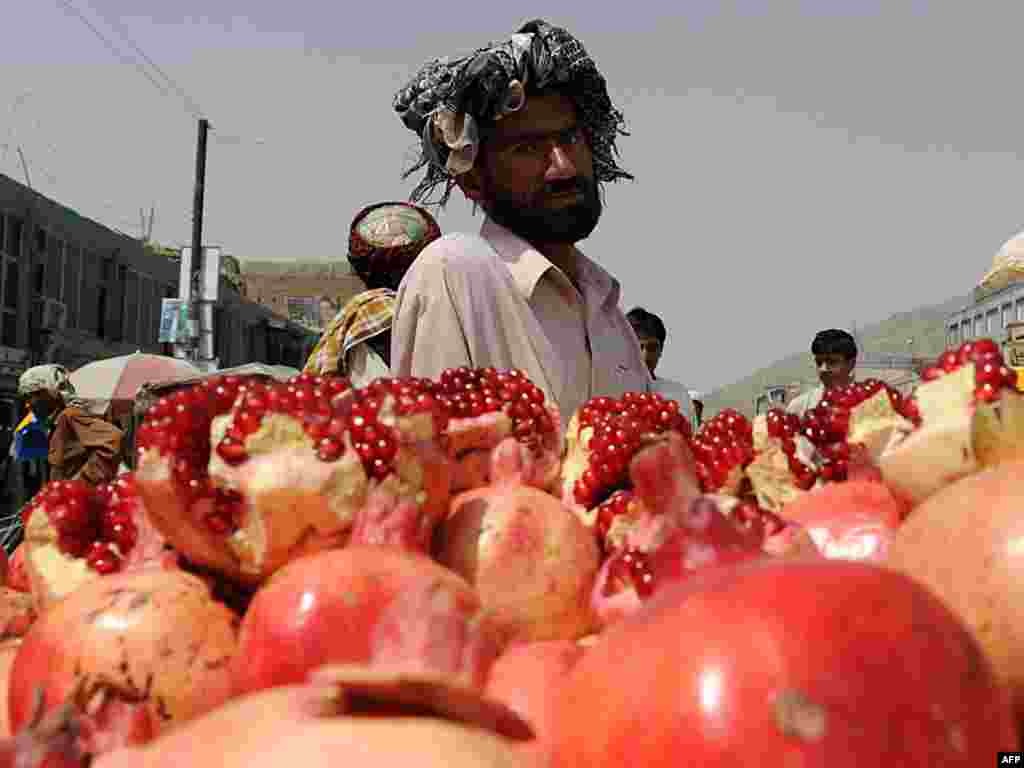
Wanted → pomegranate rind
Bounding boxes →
[878,365,978,506]
[846,389,914,462]
[9,569,238,743]
[306,663,534,741]
[744,442,806,514]
[24,507,97,611]
[972,388,1024,468]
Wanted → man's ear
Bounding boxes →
[456,167,485,202]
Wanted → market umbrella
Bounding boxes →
[70,352,201,405]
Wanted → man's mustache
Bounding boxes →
[544,178,588,196]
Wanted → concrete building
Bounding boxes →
[945,231,1024,350]
[240,260,365,332]
[0,173,316,428]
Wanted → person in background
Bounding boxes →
[688,390,705,428]
[626,307,696,430]
[17,364,123,486]
[304,201,441,387]
[318,296,338,330]
[390,19,650,420]
[785,328,858,418]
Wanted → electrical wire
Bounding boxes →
[52,0,203,121]
[79,0,207,120]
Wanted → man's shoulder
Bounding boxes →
[412,231,503,272]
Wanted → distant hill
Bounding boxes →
[702,293,971,418]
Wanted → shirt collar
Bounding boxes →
[480,217,620,308]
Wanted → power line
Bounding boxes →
[78,0,207,120]
[52,0,200,120]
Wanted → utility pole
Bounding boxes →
[175,118,212,367]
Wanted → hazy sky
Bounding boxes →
[4,1,1023,393]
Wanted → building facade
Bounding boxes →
[240,260,366,332]
[945,282,1024,351]
[0,173,316,428]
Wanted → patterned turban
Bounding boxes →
[393,19,633,205]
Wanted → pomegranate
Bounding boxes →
[135,374,453,584]
[879,339,1024,505]
[0,590,35,641]
[21,475,166,609]
[5,549,27,594]
[771,480,908,562]
[0,640,20,735]
[438,438,600,644]
[436,367,562,493]
[590,436,766,627]
[8,568,238,759]
[485,640,584,762]
[560,392,695,521]
[92,676,532,768]
[886,460,1024,728]
[231,546,503,697]
[553,559,1019,767]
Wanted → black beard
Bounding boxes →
[482,177,602,245]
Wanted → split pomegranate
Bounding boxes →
[589,436,765,627]
[8,568,238,759]
[435,367,562,492]
[561,392,693,514]
[919,337,1018,400]
[231,546,503,697]
[135,373,452,584]
[690,408,755,493]
[554,558,1019,767]
[21,475,166,609]
[438,438,601,644]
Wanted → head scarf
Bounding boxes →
[347,201,441,290]
[304,289,396,377]
[393,18,633,205]
[18,364,87,409]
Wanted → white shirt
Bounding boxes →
[391,218,652,422]
[651,376,697,432]
[785,385,825,418]
[346,343,391,389]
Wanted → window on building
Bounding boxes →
[3,258,17,313]
[78,250,99,335]
[64,244,80,329]
[0,215,5,253]
[975,316,985,337]
[45,237,64,300]
[1004,305,1013,329]
[948,327,958,347]
[5,216,22,259]
[987,309,999,334]
[123,269,139,344]
[1017,300,1024,323]
[961,319,971,339]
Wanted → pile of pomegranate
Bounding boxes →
[3,343,1024,767]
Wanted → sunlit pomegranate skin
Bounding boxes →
[439,439,600,645]
[91,680,533,768]
[8,569,239,760]
[554,559,1019,768]
[231,547,503,697]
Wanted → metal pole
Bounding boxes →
[189,118,209,364]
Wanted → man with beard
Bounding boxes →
[389,19,651,420]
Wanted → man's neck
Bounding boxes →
[534,242,580,286]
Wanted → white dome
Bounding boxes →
[993,231,1024,270]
